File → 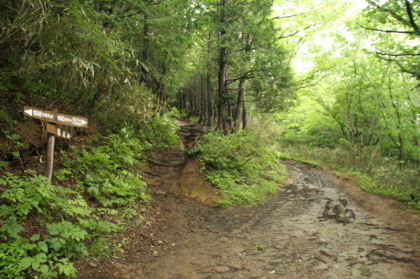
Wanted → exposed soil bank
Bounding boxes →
[79,123,420,279]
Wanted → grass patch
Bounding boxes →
[193,131,287,208]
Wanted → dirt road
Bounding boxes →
[80,124,420,279]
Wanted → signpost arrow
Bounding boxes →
[46,123,72,139]
[23,106,88,182]
[23,106,88,128]
[24,108,33,116]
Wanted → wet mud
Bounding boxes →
[80,123,420,279]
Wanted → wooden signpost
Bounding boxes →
[23,106,88,128]
[23,106,88,182]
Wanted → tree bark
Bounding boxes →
[217,0,230,134]
[233,78,246,133]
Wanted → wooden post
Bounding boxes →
[45,132,55,183]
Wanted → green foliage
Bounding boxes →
[139,114,180,148]
[0,72,15,91]
[57,131,150,207]
[0,172,55,219]
[194,131,287,207]
[95,90,180,148]
[0,234,79,279]
[362,0,420,79]
[256,244,268,251]
[0,130,152,278]
[1,130,24,160]
[0,172,85,278]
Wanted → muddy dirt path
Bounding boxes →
[80,123,420,279]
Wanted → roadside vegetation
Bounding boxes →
[193,130,287,208]
[0,117,180,278]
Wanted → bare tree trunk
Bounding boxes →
[217,47,229,134]
[217,0,230,134]
[233,78,246,133]
[243,98,248,129]
[207,71,214,126]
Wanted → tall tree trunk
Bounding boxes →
[206,35,214,127]
[207,70,214,127]
[243,97,248,130]
[217,0,230,134]
[217,44,230,134]
[200,75,208,124]
[233,78,246,133]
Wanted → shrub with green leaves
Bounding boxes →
[193,131,287,207]
[138,114,180,149]
[57,130,150,207]
[0,129,152,278]
[0,171,88,278]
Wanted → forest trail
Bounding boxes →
[79,122,420,279]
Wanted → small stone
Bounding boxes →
[155,190,166,195]
[315,263,329,270]
[88,262,98,268]
[214,266,230,272]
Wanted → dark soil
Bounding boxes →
[78,121,420,279]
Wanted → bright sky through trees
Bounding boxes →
[272,0,368,73]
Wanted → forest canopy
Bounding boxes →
[0,0,419,166]
[0,0,295,136]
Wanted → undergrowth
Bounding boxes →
[0,128,153,278]
[56,129,150,208]
[277,144,420,209]
[193,131,287,208]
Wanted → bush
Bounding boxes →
[0,172,87,278]
[56,129,150,207]
[193,131,287,207]
[0,130,151,278]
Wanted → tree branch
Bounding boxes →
[366,0,409,27]
[358,24,419,34]
[227,155,257,170]
[375,54,420,78]
[278,24,314,39]
[405,0,420,32]
[375,51,420,57]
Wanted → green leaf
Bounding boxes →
[38,241,48,253]
[39,264,49,275]
[31,234,41,242]
[35,252,47,262]
[51,239,62,251]
[61,262,77,277]
[19,257,34,269]
[1,220,24,238]
[32,260,40,271]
